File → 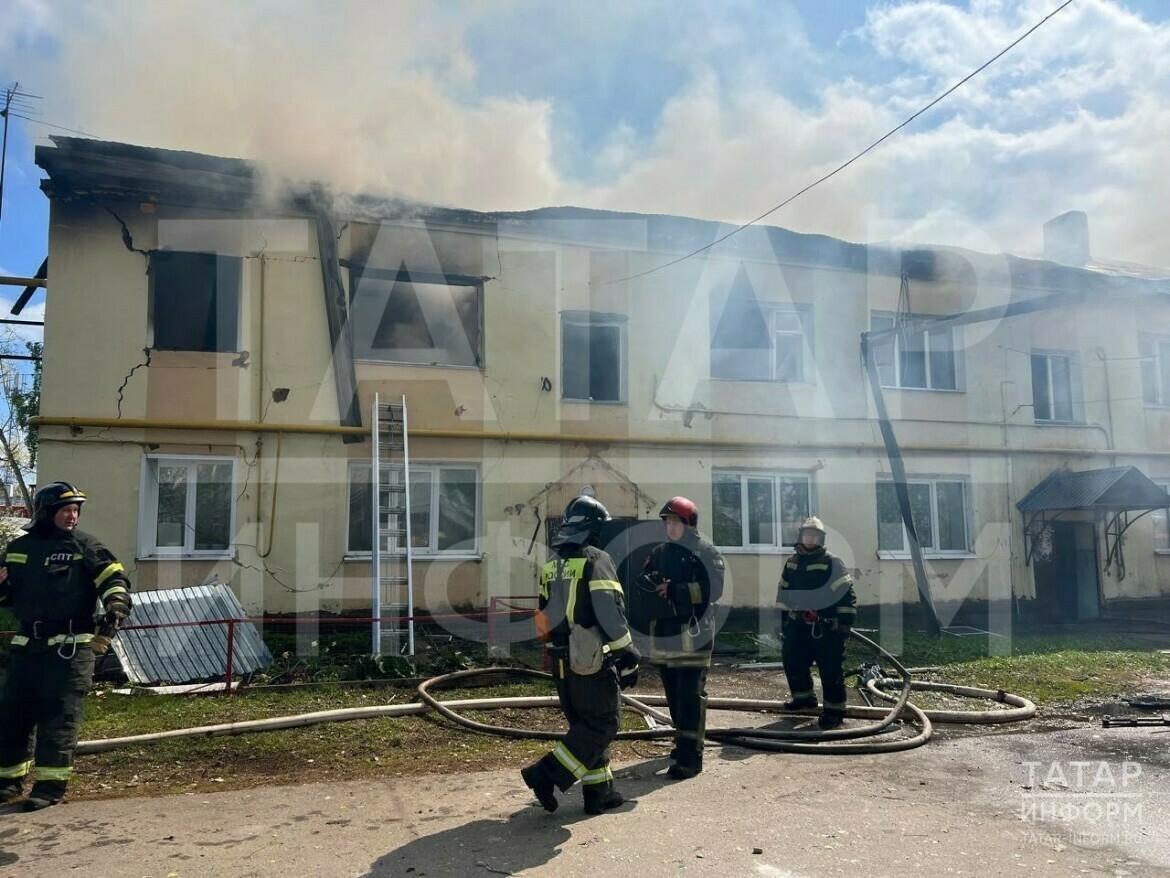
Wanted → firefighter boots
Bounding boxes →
[817,710,845,730]
[521,763,559,813]
[782,696,818,711]
[582,783,625,815]
[0,779,23,804]
[23,781,66,812]
[667,762,701,780]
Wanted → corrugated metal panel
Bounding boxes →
[111,583,271,685]
[1017,466,1170,512]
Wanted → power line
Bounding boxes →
[594,0,1078,287]
[8,112,96,138]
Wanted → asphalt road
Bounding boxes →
[2,720,1167,878]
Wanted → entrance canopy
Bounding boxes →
[1017,466,1170,579]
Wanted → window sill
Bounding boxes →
[716,546,795,555]
[879,385,965,394]
[138,552,234,562]
[344,552,483,562]
[561,398,628,406]
[877,550,975,561]
[1033,419,1086,426]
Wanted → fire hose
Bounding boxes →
[77,630,1035,757]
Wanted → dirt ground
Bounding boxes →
[4,659,1170,877]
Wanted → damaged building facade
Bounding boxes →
[26,136,1170,635]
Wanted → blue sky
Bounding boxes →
[2,0,1170,328]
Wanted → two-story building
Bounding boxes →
[26,136,1170,642]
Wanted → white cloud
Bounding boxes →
[5,0,1169,267]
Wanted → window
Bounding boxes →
[348,462,479,555]
[150,251,241,352]
[712,471,811,549]
[139,455,235,557]
[711,303,813,382]
[870,314,958,390]
[1139,336,1170,407]
[1031,352,1081,422]
[350,267,482,367]
[876,478,970,555]
[561,311,626,403]
[1153,480,1170,552]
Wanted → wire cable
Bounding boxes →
[594,0,1078,287]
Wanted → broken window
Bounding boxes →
[150,251,241,352]
[139,455,235,557]
[561,311,626,403]
[1153,480,1170,552]
[349,266,482,367]
[712,470,811,549]
[876,478,969,555]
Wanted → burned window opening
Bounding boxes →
[150,251,242,353]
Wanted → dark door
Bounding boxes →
[1033,521,1100,621]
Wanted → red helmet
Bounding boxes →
[659,496,698,528]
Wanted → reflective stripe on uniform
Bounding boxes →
[7,633,94,648]
[806,563,830,571]
[94,562,125,588]
[551,742,587,780]
[0,760,32,779]
[4,553,27,564]
[581,766,613,786]
[685,582,702,604]
[587,579,622,594]
[33,765,73,781]
[605,631,632,652]
[10,635,28,646]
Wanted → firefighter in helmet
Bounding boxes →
[640,496,726,779]
[775,515,856,730]
[521,494,640,815]
[0,481,132,810]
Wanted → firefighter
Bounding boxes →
[775,515,856,730]
[0,481,132,811]
[521,495,640,815]
[641,496,726,779]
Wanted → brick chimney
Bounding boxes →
[1043,210,1091,266]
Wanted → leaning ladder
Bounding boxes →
[371,393,415,657]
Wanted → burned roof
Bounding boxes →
[1016,466,1170,513]
[34,135,1170,292]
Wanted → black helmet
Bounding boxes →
[553,495,611,548]
[659,496,698,528]
[34,481,87,522]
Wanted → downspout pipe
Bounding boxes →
[860,330,942,636]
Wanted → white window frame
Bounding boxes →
[1139,335,1170,408]
[1153,479,1170,554]
[876,477,972,559]
[138,454,236,559]
[711,303,814,383]
[870,312,962,391]
[1030,350,1084,423]
[711,469,812,552]
[346,461,481,558]
[561,311,628,403]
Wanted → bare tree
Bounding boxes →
[0,331,39,513]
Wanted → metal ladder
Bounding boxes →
[371,393,415,657]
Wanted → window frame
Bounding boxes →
[711,303,814,384]
[560,310,628,404]
[138,453,237,560]
[1139,335,1170,408]
[876,476,972,559]
[149,250,243,353]
[870,312,962,391]
[347,265,484,369]
[347,461,481,558]
[1030,349,1083,424]
[711,469,813,552]
[1152,479,1170,554]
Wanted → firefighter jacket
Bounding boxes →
[539,544,633,657]
[643,529,725,660]
[0,521,132,649]
[776,545,856,626]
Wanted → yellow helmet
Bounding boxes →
[800,515,826,535]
